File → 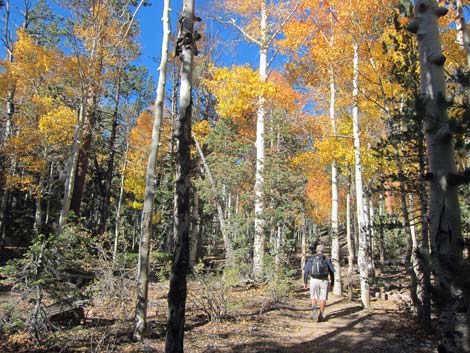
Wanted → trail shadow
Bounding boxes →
[325,305,363,321]
[213,313,372,353]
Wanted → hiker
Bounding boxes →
[303,244,335,322]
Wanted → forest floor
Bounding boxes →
[0,264,438,353]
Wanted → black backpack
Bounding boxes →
[309,254,329,277]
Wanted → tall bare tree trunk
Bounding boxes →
[300,212,306,281]
[113,142,129,263]
[352,42,370,310]
[193,134,233,263]
[347,182,354,301]
[165,0,195,351]
[70,92,96,216]
[397,152,413,267]
[1,4,14,246]
[253,0,268,281]
[368,198,376,277]
[189,182,200,270]
[455,0,470,70]
[133,0,170,342]
[398,153,423,317]
[59,103,86,230]
[101,75,122,234]
[418,123,432,332]
[409,2,469,351]
[378,195,386,266]
[329,68,342,296]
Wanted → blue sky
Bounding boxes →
[1,0,271,78]
[136,0,262,77]
[134,0,183,76]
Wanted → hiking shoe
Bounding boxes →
[318,313,324,322]
[311,307,318,322]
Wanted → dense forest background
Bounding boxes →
[0,0,469,352]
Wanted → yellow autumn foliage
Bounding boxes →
[124,108,172,208]
[11,30,57,91]
[39,105,76,148]
[193,120,212,145]
[204,64,276,137]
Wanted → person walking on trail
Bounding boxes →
[303,244,335,322]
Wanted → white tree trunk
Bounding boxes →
[455,0,470,70]
[134,0,170,341]
[301,213,306,281]
[352,42,370,309]
[408,2,468,351]
[329,68,342,296]
[253,0,268,281]
[347,184,354,301]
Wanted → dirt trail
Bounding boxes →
[180,289,437,353]
[0,269,438,353]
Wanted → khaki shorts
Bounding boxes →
[309,277,329,301]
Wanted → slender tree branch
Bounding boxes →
[267,2,299,46]
[216,17,261,46]
[118,0,146,46]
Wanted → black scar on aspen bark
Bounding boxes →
[434,7,448,18]
[407,20,419,33]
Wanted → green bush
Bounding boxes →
[0,225,94,339]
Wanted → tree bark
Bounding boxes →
[455,0,470,71]
[189,181,200,270]
[100,75,122,234]
[418,123,432,332]
[253,0,268,282]
[368,198,376,278]
[70,93,96,216]
[346,182,354,301]
[329,67,342,296]
[378,194,386,266]
[398,153,424,318]
[165,0,195,351]
[134,0,170,342]
[352,42,370,310]
[409,2,469,351]
[59,104,86,230]
[113,142,129,263]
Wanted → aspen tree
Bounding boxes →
[252,0,268,281]
[455,0,470,70]
[165,0,197,350]
[408,1,469,351]
[352,42,370,309]
[133,0,170,342]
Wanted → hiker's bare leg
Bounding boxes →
[311,299,318,308]
[319,300,326,315]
